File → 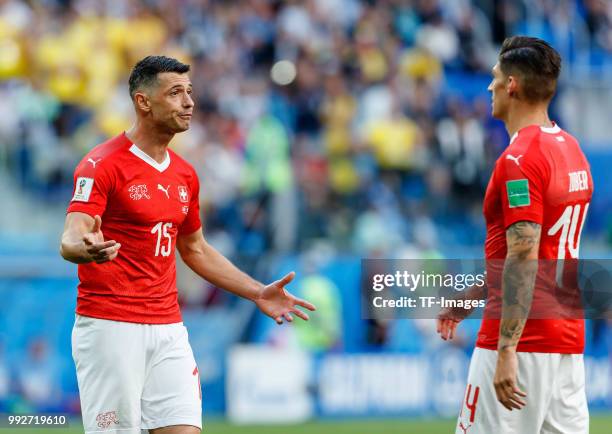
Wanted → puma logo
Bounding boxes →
[506,154,523,166]
[157,184,170,199]
[458,421,472,433]
[87,158,102,168]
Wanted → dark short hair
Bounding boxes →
[128,55,190,98]
[499,36,561,103]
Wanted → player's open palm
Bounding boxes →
[255,272,316,324]
[83,215,121,264]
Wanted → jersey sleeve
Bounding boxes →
[179,171,202,235]
[66,160,114,217]
[497,146,550,228]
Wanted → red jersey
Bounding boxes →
[477,123,593,353]
[67,132,202,324]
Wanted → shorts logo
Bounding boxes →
[72,177,94,202]
[506,179,530,208]
[96,411,119,429]
[182,205,189,215]
[178,186,189,203]
[128,184,150,200]
[458,421,472,433]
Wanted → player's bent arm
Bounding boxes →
[60,212,120,264]
[498,220,541,352]
[177,229,316,324]
[176,228,263,301]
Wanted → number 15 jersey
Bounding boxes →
[67,132,202,324]
[477,123,593,353]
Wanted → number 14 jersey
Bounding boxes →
[67,132,202,324]
[477,123,593,353]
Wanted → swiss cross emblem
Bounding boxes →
[178,186,189,203]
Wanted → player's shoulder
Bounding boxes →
[496,125,555,180]
[504,123,571,163]
[498,127,537,168]
[506,125,541,153]
[514,123,579,148]
[168,148,197,176]
[524,124,584,166]
[77,132,132,173]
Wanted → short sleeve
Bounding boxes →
[66,160,114,217]
[179,171,202,235]
[498,147,550,228]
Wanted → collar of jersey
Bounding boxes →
[540,123,560,134]
[509,122,561,145]
[128,144,171,172]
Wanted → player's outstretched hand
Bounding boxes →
[436,285,485,340]
[436,309,461,341]
[436,304,471,340]
[494,349,527,411]
[83,215,121,264]
[255,272,316,325]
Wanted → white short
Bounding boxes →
[456,348,588,434]
[72,314,202,434]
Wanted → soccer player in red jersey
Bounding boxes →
[437,37,593,433]
[60,56,316,434]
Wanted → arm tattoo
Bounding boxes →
[506,221,541,256]
[498,221,541,351]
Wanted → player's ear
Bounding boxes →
[507,75,519,98]
[133,91,152,113]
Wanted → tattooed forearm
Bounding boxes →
[498,221,541,351]
[505,221,541,258]
[499,257,538,350]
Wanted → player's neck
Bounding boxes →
[505,104,553,138]
[125,123,173,164]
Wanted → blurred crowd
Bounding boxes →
[1,2,612,408]
[0,0,611,261]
